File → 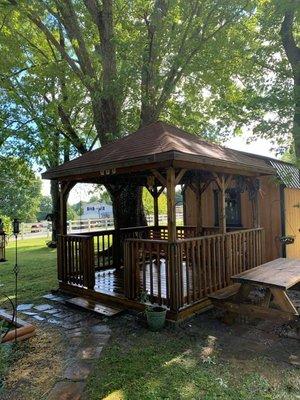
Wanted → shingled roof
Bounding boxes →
[42,121,275,180]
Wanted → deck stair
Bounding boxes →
[66,297,125,317]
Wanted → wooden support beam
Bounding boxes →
[175,169,187,185]
[252,191,260,228]
[167,167,176,242]
[186,177,212,235]
[213,173,232,234]
[270,288,298,315]
[153,186,159,227]
[145,182,165,227]
[151,169,167,187]
[195,182,202,236]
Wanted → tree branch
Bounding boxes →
[53,0,97,80]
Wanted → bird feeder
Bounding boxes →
[0,219,7,262]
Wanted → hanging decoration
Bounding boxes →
[234,176,246,193]
[147,175,155,191]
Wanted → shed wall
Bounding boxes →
[284,188,300,258]
[185,175,282,262]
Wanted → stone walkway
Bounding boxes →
[16,293,112,399]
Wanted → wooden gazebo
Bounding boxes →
[43,122,275,320]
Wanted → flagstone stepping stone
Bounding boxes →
[47,381,85,400]
[53,312,72,319]
[47,318,61,325]
[43,308,60,315]
[64,360,93,381]
[82,333,110,347]
[34,304,53,312]
[66,329,84,338]
[32,315,45,321]
[64,314,87,324]
[89,324,111,334]
[22,311,38,316]
[76,346,103,360]
[17,304,33,311]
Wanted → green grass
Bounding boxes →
[0,238,57,394]
[86,332,299,400]
[0,238,57,305]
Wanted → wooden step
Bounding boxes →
[66,297,125,317]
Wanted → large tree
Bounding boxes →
[0,0,257,229]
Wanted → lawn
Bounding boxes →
[0,237,58,395]
[0,237,57,306]
[86,325,300,400]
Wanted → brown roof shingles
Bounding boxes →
[42,121,275,179]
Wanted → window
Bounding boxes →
[214,188,242,227]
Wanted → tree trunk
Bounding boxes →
[293,75,300,159]
[280,9,300,159]
[110,185,147,229]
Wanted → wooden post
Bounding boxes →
[167,167,176,242]
[252,192,260,228]
[219,175,226,234]
[153,186,159,227]
[213,173,232,235]
[195,181,202,236]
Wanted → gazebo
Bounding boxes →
[43,122,274,320]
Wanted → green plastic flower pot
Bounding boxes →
[146,306,167,331]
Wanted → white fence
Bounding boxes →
[19,214,184,239]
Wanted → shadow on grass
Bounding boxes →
[86,327,299,400]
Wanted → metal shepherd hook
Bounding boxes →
[12,218,20,344]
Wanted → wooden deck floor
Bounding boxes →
[94,268,125,296]
[94,260,189,300]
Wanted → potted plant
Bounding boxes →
[139,291,167,331]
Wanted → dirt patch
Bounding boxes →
[0,326,66,400]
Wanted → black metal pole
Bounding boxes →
[14,233,18,344]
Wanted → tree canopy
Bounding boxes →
[0,0,299,229]
[0,157,41,222]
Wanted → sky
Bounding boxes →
[41,133,277,205]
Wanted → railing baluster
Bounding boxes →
[157,243,162,305]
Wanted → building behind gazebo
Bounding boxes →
[43,122,278,320]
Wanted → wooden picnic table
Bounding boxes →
[209,258,300,322]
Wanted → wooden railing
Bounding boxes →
[124,239,169,306]
[120,225,196,241]
[57,234,95,289]
[124,228,264,310]
[58,225,196,288]
[176,228,264,307]
[202,226,248,236]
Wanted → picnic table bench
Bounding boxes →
[209,258,300,322]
